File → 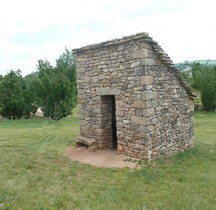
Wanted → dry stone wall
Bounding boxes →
[73,32,195,159]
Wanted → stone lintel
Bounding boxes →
[96,87,120,95]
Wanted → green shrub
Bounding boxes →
[192,63,216,111]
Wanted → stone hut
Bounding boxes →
[72,32,195,160]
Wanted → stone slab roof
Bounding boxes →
[73,32,196,100]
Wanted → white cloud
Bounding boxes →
[0,0,215,76]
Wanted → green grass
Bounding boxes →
[0,112,216,210]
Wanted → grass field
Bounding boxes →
[0,112,216,210]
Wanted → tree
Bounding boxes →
[191,62,203,89]
[0,75,3,113]
[56,48,77,108]
[199,67,216,111]
[37,48,77,120]
[192,63,216,111]
[0,70,25,119]
[22,75,40,118]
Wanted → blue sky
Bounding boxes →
[0,0,215,76]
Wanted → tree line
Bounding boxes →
[182,63,216,111]
[0,48,77,120]
[1,51,215,120]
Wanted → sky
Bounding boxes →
[0,0,215,76]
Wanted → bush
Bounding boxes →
[192,64,216,111]
[37,48,77,120]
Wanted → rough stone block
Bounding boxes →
[131,116,148,125]
[92,76,98,82]
[131,61,140,68]
[142,90,158,100]
[133,86,143,91]
[117,144,123,151]
[98,141,109,148]
[118,140,127,146]
[145,108,155,116]
[76,136,98,152]
[140,76,154,85]
[76,67,85,73]
[132,49,149,59]
[140,58,156,65]
[133,101,144,108]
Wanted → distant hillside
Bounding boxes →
[175,60,216,71]
[24,71,39,79]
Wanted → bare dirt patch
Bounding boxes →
[64,147,138,168]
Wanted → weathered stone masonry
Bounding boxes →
[73,32,196,159]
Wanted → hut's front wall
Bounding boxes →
[75,35,194,159]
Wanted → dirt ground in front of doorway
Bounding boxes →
[64,147,138,168]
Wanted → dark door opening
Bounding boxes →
[111,96,117,149]
[100,95,117,149]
